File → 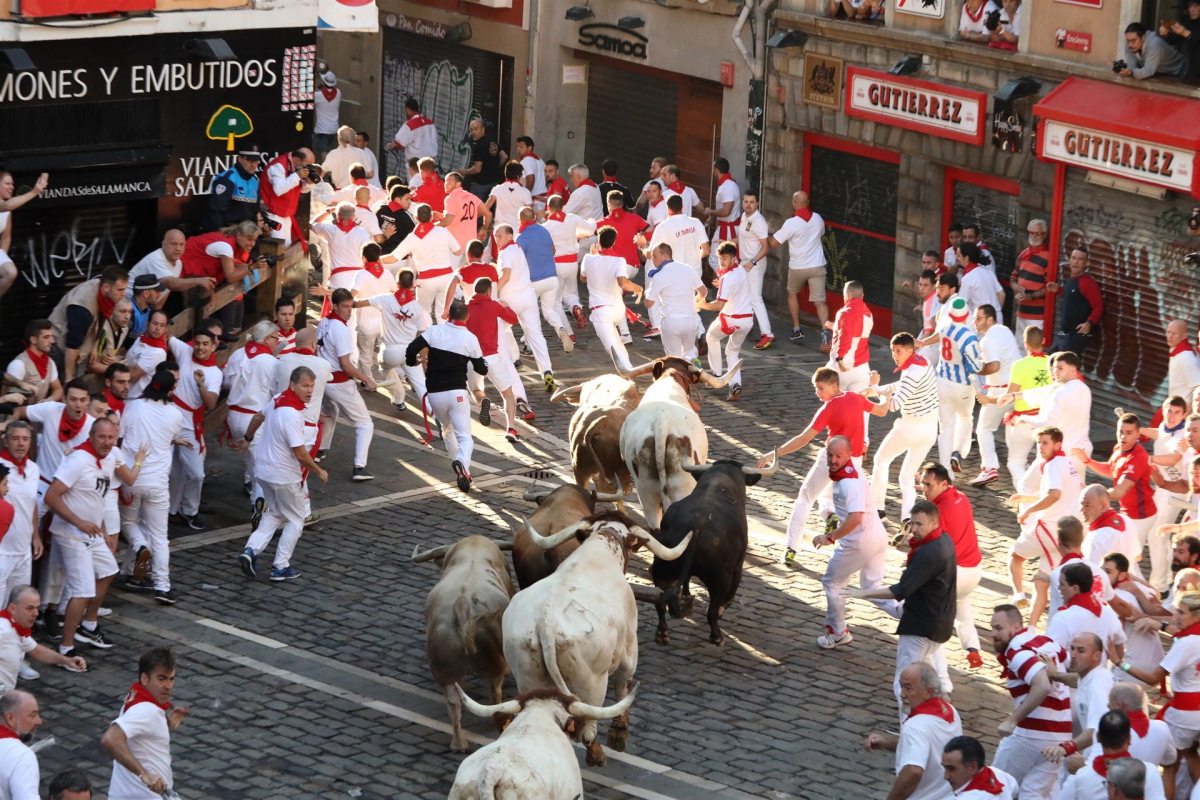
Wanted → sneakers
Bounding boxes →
[557,328,574,353]
[517,400,536,421]
[819,329,832,353]
[889,522,910,548]
[520,342,533,356]
[479,397,492,427]
[505,427,520,443]
[270,567,302,582]
[155,590,177,606]
[18,661,39,681]
[966,650,984,670]
[392,401,407,412]
[74,625,114,649]
[132,546,152,581]
[240,547,257,578]
[969,467,999,487]
[572,305,587,329]
[790,327,805,342]
[303,513,320,527]
[824,514,840,537]
[58,649,88,673]
[620,334,633,345]
[251,497,265,531]
[172,513,203,531]
[242,481,252,498]
[753,334,775,350]
[782,547,797,565]
[950,452,963,473]
[117,575,155,593]
[642,328,661,341]
[543,372,557,393]
[727,384,742,402]
[452,460,472,493]
[697,337,708,357]
[352,466,374,481]
[1009,591,1030,609]
[817,626,854,649]
[315,449,328,462]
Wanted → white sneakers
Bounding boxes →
[817,627,854,649]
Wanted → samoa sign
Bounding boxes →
[577,24,648,60]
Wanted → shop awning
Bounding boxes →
[1034,77,1200,197]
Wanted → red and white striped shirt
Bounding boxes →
[1000,627,1071,739]
[832,296,872,368]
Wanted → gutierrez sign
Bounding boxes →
[1039,119,1195,194]
[844,67,987,146]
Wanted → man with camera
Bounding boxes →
[1116,22,1188,79]
[985,0,1021,51]
[260,148,320,248]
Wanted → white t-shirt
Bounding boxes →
[645,199,669,231]
[543,215,595,258]
[275,353,332,427]
[317,316,355,376]
[353,206,383,237]
[1025,379,1092,456]
[1060,759,1165,800]
[168,339,221,413]
[126,248,182,301]
[0,615,36,691]
[352,269,398,337]
[831,469,887,544]
[123,338,169,400]
[489,182,534,229]
[1074,666,1115,737]
[255,398,307,486]
[1033,454,1083,526]
[895,707,962,800]
[563,184,603,221]
[1046,557,1114,621]
[367,292,427,346]
[24,402,94,491]
[119,399,184,485]
[579,253,627,309]
[1045,602,1127,658]
[223,348,279,414]
[497,243,534,301]
[772,212,827,270]
[712,179,740,227]
[1089,718,1176,766]
[313,87,340,134]
[1083,514,1140,567]
[109,699,172,800]
[1169,349,1200,402]
[386,227,461,274]
[960,267,1004,325]
[717,267,754,317]
[312,221,373,271]
[0,452,38,558]
[5,354,58,386]
[663,184,701,217]
[393,115,438,161]
[0,737,39,800]
[645,261,703,321]
[980,324,1021,387]
[959,0,1000,35]
[1114,582,1166,677]
[48,446,120,539]
[520,155,547,196]
[321,145,373,190]
[737,211,770,263]
[1161,634,1200,731]
[649,214,708,273]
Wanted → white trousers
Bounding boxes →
[955,564,982,652]
[245,480,307,570]
[1005,421,1037,492]
[301,423,319,518]
[169,425,206,516]
[784,452,865,549]
[822,531,887,635]
[937,379,976,470]
[994,734,1060,800]
[1131,513,1171,591]
[833,362,871,395]
[356,323,383,379]
[1152,490,1184,591]
[660,317,698,361]
[381,343,428,406]
[417,273,455,327]
[557,261,581,311]
[705,317,751,386]
[746,260,772,338]
[502,289,552,375]
[976,390,1010,470]
[226,408,259,492]
[531,276,569,333]
[870,415,938,520]
[591,306,632,372]
[0,552,32,602]
[119,484,171,591]
[426,389,473,471]
[894,635,951,711]
[320,380,374,468]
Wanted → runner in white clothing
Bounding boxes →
[543,194,596,330]
[703,158,740,274]
[0,424,39,606]
[274,329,332,525]
[123,311,170,400]
[643,244,705,363]
[641,195,708,343]
[311,202,373,299]
[350,246,397,380]
[495,224,557,393]
[0,689,42,800]
[956,243,1004,324]
[317,289,377,480]
[483,163,533,231]
[737,190,774,350]
[354,269,428,411]
[221,321,282,508]
[769,190,828,345]
[971,305,1021,487]
[166,330,222,528]
[941,736,1017,799]
[698,242,753,401]
[660,164,704,218]
[1008,350,1093,480]
[381,204,462,326]
[582,228,643,372]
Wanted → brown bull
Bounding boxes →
[551,375,641,498]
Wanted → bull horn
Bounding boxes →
[742,448,779,477]
[493,539,515,551]
[526,517,591,550]
[456,684,521,719]
[567,684,639,720]
[411,543,453,563]
[593,491,624,502]
[610,347,655,379]
[550,385,583,404]
[681,462,712,475]
[698,360,743,388]
[631,527,693,561]
[522,486,552,503]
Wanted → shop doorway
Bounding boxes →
[943,168,1021,323]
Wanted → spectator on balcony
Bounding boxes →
[959,0,1000,43]
[829,0,883,20]
[1119,22,1188,79]
[1160,0,1200,80]
[986,0,1021,51]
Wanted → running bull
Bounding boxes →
[550,374,641,499]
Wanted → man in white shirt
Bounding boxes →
[317,289,377,481]
[644,181,669,231]
[354,269,426,411]
[495,224,557,392]
[382,204,462,326]
[1046,563,1127,661]
[769,190,828,345]
[642,194,709,341]
[563,163,603,222]
[515,136,547,203]
[957,243,1005,324]
[644,243,706,364]
[941,736,1017,799]
[737,189,773,350]
[353,131,382,189]
[166,330,222,530]
[311,202,373,303]
[971,304,1021,487]
[275,329,332,525]
[1058,712,1166,800]
[386,98,438,162]
[350,246,396,380]
[483,162,533,231]
[1166,320,1200,411]
[698,242,753,401]
[240,367,328,582]
[100,647,187,800]
[11,380,93,512]
[321,126,373,190]
[0,586,86,691]
[313,70,341,157]
[1011,350,1093,480]
[704,158,740,274]
[125,230,206,309]
[1039,633,1117,778]
[660,164,704,218]
[0,424,40,605]
[543,194,595,330]
[0,689,41,800]
[123,311,170,400]
[222,321,283,514]
[583,228,644,372]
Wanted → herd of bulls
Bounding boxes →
[411,354,779,799]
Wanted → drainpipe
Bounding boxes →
[733,0,778,191]
[525,0,539,137]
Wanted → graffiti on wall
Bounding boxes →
[19,216,137,289]
[381,53,477,178]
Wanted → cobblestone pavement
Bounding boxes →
[26,304,1117,799]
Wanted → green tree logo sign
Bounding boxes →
[207,105,254,152]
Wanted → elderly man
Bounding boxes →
[1010,219,1050,350]
[1,586,87,690]
[461,118,504,201]
[321,125,372,190]
[127,230,206,310]
[941,736,1017,798]
[563,163,603,222]
[864,662,962,799]
[0,689,41,800]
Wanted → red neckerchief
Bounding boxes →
[276,326,294,339]
[0,449,28,478]
[450,319,467,328]
[716,172,733,186]
[356,203,371,212]
[650,198,663,208]
[499,241,517,252]
[387,200,404,212]
[794,207,813,222]
[547,211,566,222]
[335,218,357,234]
[1027,349,1045,357]
[58,407,86,443]
[294,347,316,356]
[503,179,522,187]
[829,462,858,481]
[363,261,385,279]
[244,341,274,359]
[406,113,434,129]
[0,609,32,638]
[320,86,338,102]
[598,247,620,257]
[906,696,956,724]
[326,310,349,325]
[667,180,685,193]
[718,262,738,277]
[413,222,435,239]
[190,346,218,368]
[960,767,1006,796]
[23,347,49,379]
[894,352,929,373]
[1060,552,1083,564]
[526,152,541,161]
[1040,450,1066,473]
[0,726,18,741]
[1171,341,1196,358]
[1090,508,1125,532]
[1175,620,1200,638]
[75,440,104,469]
[962,262,977,275]
[139,334,168,352]
[274,388,306,410]
[963,0,987,22]
[352,178,368,187]
[518,220,535,233]
[1092,751,1131,778]
[907,531,944,565]
[123,681,170,713]
[1127,710,1150,738]
[103,389,125,415]
[1063,591,1102,617]
[97,286,116,319]
[578,179,598,188]
[394,287,415,306]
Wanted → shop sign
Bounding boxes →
[992,96,1024,152]
[801,53,843,111]
[19,0,151,17]
[1039,119,1194,193]
[577,24,648,60]
[1055,29,1093,52]
[35,164,166,207]
[1055,0,1101,7]
[383,12,451,39]
[894,0,945,19]
[844,67,986,146]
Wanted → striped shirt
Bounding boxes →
[1001,627,1072,738]
[886,357,938,419]
[936,323,983,386]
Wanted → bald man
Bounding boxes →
[1164,320,1200,425]
[127,230,210,309]
[769,191,829,348]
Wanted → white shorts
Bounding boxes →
[1010,519,1061,568]
[58,533,119,601]
[481,353,512,392]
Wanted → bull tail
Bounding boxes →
[454,595,478,657]
[654,429,673,521]
[537,604,572,695]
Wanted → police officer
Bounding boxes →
[206,147,263,232]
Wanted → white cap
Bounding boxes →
[322,71,337,87]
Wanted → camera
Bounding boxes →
[1184,252,1200,267]
[256,254,278,267]
[1112,59,1127,74]
[1189,206,1200,233]
[305,164,324,184]
[984,9,1001,30]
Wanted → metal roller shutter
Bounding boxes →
[583,60,678,189]
[1059,170,1198,417]
[952,181,1019,321]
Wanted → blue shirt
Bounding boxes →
[128,301,152,337]
[517,223,558,282]
[935,323,983,386]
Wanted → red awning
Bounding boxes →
[1034,77,1200,197]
